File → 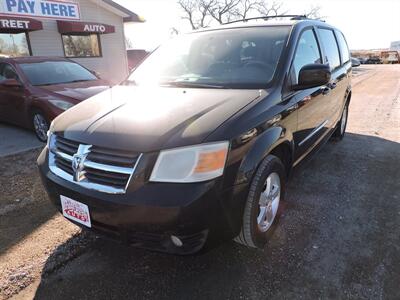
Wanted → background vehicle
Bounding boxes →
[38,16,352,254]
[365,57,383,64]
[357,57,367,64]
[0,57,110,142]
[381,50,400,64]
[127,49,149,71]
[351,57,361,67]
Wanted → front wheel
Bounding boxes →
[32,111,49,142]
[234,155,286,249]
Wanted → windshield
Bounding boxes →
[19,61,97,86]
[128,26,290,89]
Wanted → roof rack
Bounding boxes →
[223,15,310,25]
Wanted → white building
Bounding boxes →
[390,41,400,51]
[0,0,143,83]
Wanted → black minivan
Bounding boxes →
[38,16,352,254]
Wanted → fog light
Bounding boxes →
[171,235,183,247]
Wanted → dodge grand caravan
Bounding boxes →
[38,16,352,254]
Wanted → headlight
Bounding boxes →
[48,99,74,111]
[47,130,55,150]
[46,120,55,148]
[150,141,229,183]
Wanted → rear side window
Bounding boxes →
[336,31,350,64]
[318,28,341,70]
[292,29,322,84]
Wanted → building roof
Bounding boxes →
[91,0,144,23]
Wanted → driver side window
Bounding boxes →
[292,29,322,84]
[0,63,19,81]
[0,64,5,81]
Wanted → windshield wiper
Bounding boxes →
[34,79,94,86]
[66,79,94,83]
[160,81,225,89]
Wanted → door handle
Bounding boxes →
[329,82,337,89]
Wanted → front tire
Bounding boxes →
[32,110,49,142]
[234,155,286,249]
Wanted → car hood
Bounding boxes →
[39,79,110,101]
[53,85,264,152]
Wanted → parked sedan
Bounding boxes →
[0,57,110,142]
[365,57,383,64]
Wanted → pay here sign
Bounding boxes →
[0,0,81,20]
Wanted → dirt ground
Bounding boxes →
[1,65,399,300]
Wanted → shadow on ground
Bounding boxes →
[0,149,56,256]
[34,133,400,299]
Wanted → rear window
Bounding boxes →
[318,28,341,70]
[335,31,350,64]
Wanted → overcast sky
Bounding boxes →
[117,0,400,51]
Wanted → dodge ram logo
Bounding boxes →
[72,145,92,182]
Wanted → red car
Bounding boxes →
[0,57,110,142]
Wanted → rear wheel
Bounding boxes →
[234,155,286,249]
[332,103,348,141]
[32,110,49,142]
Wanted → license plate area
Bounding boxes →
[60,195,91,228]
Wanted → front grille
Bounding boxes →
[49,135,142,194]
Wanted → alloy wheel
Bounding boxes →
[257,172,281,232]
[33,113,49,142]
[340,105,348,135]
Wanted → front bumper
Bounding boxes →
[37,148,247,254]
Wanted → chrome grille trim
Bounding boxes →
[55,151,73,162]
[48,135,142,194]
[84,160,133,175]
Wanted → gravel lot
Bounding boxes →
[1,65,399,300]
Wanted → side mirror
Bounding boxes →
[293,64,331,90]
[351,58,361,67]
[0,78,22,87]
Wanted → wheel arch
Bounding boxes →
[234,126,295,186]
[347,90,352,104]
[345,87,352,105]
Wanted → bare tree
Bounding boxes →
[178,0,198,30]
[178,0,324,29]
[207,0,241,24]
[232,0,262,20]
[255,0,286,17]
[178,0,215,29]
[198,0,215,27]
[304,5,324,20]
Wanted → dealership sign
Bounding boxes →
[0,0,81,20]
[57,20,115,34]
[0,16,43,30]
